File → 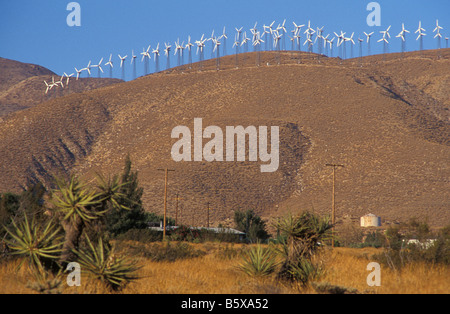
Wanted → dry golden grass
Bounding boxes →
[0,243,448,294]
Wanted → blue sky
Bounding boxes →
[0,0,449,81]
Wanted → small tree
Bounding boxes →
[105,156,148,236]
[234,209,270,243]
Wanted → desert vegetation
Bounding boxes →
[0,158,449,294]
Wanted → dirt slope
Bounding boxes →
[0,50,448,228]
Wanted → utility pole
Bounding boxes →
[173,193,183,226]
[326,163,344,248]
[206,202,212,228]
[158,168,175,241]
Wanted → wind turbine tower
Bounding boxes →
[279,19,287,50]
[221,27,228,56]
[186,36,194,69]
[141,46,151,76]
[131,50,137,80]
[364,32,374,56]
[253,31,264,66]
[415,21,426,53]
[433,19,443,49]
[232,33,240,68]
[118,54,128,80]
[93,57,104,78]
[213,37,221,70]
[396,23,410,55]
[378,25,391,58]
[153,43,161,73]
[164,43,172,70]
[105,54,114,78]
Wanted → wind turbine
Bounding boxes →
[433,19,443,50]
[118,54,128,80]
[358,38,364,66]
[378,25,391,56]
[293,22,304,51]
[209,30,216,59]
[83,60,92,78]
[232,33,240,68]
[213,37,221,70]
[92,57,104,78]
[195,35,207,70]
[221,27,228,56]
[346,32,355,58]
[364,31,374,56]
[250,22,259,52]
[396,23,410,55]
[328,37,335,57]
[253,31,264,66]
[44,80,51,94]
[164,43,172,70]
[174,38,183,67]
[278,19,287,50]
[185,36,194,69]
[446,37,449,49]
[241,31,250,53]
[235,27,243,46]
[322,34,330,55]
[316,26,325,55]
[75,67,83,80]
[415,21,426,52]
[273,30,282,64]
[63,72,74,86]
[304,21,315,54]
[55,75,64,88]
[130,50,137,79]
[105,54,114,78]
[153,43,161,72]
[263,24,271,51]
[334,31,345,60]
[267,21,276,50]
[141,45,151,75]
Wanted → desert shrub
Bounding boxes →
[311,282,360,294]
[73,236,141,291]
[116,228,162,243]
[215,244,244,260]
[237,244,278,277]
[142,242,206,262]
[374,223,450,270]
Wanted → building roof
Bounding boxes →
[148,226,245,235]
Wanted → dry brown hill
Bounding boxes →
[0,57,122,116]
[0,50,448,229]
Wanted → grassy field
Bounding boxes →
[0,242,448,294]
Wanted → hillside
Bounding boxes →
[0,57,122,116]
[0,49,448,228]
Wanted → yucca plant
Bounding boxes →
[3,215,63,273]
[73,236,141,291]
[238,244,278,277]
[51,174,129,263]
[275,212,332,285]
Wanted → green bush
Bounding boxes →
[115,228,162,242]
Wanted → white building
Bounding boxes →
[360,213,382,227]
